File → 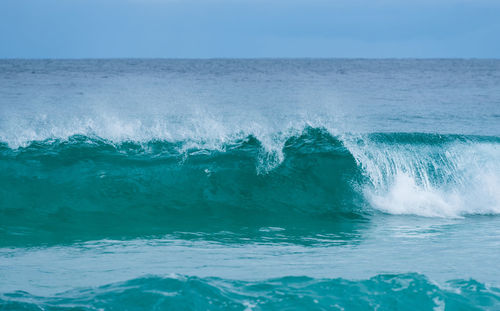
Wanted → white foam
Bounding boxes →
[344,136,500,218]
[367,172,463,218]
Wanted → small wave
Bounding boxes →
[1,273,499,310]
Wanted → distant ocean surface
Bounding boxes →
[1,59,500,310]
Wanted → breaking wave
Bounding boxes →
[0,127,499,244]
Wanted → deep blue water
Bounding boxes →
[1,59,500,310]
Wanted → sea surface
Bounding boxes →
[1,59,500,310]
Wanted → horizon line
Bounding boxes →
[1,57,500,61]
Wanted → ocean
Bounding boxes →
[0,59,499,310]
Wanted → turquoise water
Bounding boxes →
[1,59,500,310]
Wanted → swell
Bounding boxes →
[0,128,499,245]
[1,273,499,310]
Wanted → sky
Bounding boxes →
[1,0,500,58]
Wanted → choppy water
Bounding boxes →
[1,59,500,310]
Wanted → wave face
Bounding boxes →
[1,273,499,311]
[1,128,499,245]
[0,128,364,245]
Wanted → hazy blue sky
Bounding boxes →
[1,0,500,58]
